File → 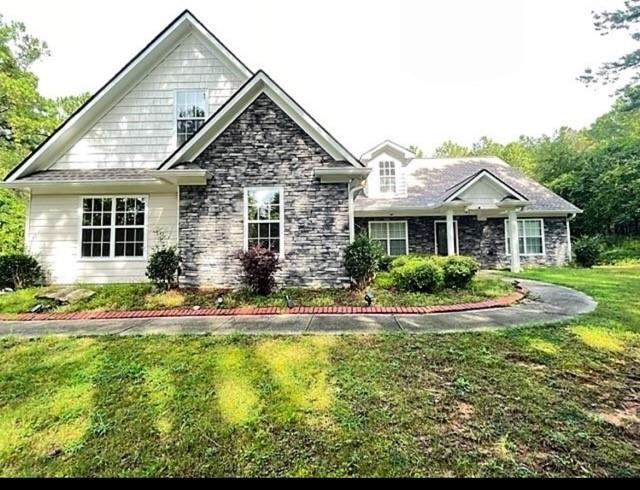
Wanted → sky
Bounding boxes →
[2,0,635,156]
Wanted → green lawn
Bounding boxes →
[0,276,511,314]
[1,266,639,477]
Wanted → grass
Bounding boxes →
[0,266,639,476]
[0,276,512,314]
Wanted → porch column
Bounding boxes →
[508,209,521,273]
[446,209,456,256]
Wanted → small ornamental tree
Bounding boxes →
[145,230,181,290]
[238,246,280,295]
[344,234,384,289]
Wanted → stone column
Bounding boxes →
[508,209,521,272]
[446,209,456,256]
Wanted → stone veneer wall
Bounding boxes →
[179,93,351,287]
[355,215,569,268]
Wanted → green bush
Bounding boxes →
[146,246,181,290]
[373,271,395,289]
[344,234,384,288]
[391,257,444,292]
[441,256,479,289]
[573,236,603,268]
[378,254,394,272]
[0,253,43,289]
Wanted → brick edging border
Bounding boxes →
[0,286,528,322]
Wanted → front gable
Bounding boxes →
[161,71,363,170]
[5,10,252,182]
[191,92,349,175]
[51,33,245,170]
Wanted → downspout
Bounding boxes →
[348,180,365,243]
[567,213,576,263]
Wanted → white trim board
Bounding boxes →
[445,169,528,203]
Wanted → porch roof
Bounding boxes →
[354,156,581,214]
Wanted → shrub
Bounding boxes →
[378,255,394,272]
[344,234,384,288]
[391,257,444,292]
[238,246,280,295]
[146,246,181,290]
[0,254,43,289]
[573,236,603,268]
[441,256,479,289]
[373,271,395,289]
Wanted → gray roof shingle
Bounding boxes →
[16,169,158,182]
[355,156,580,213]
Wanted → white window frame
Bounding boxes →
[243,186,285,258]
[368,220,409,256]
[78,195,149,262]
[434,220,459,255]
[175,89,208,146]
[505,218,546,256]
[379,160,397,194]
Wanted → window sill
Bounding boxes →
[78,257,148,262]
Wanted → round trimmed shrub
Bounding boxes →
[441,256,479,289]
[0,253,43,289]
[573,236,602,268]
[391,257,444,292]
[146,246,181,290]
[344,234,384,288]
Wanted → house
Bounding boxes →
[1,10,580,287]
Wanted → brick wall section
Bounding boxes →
[179,93,351,287]
[355,215,569,267]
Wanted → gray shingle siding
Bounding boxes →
[355,216,569,268]
[178,93,351,287]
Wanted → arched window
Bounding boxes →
[379,161,396,193]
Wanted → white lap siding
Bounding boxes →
[27,192,177,284]
[52,34,244,170]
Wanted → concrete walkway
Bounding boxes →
[0,279,596,338]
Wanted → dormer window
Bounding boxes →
[176,90,207,146]
[379,161,397,193]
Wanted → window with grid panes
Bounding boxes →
[176,90,207,145]
[246,188,283,253]
[369,221,407,256]
[81,197,145,258]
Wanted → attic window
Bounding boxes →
[379,161,397,193]
[176,90,207,146]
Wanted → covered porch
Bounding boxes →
[354,203,570,272]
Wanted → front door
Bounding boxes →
[435,221,459,255]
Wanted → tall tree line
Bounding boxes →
[0,14,88,254]
[431,1,640,237]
